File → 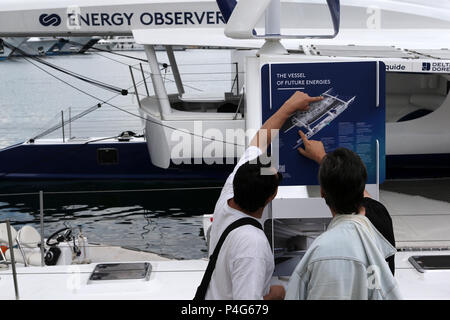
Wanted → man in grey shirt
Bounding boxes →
[286,134,401,300]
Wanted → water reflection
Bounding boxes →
[0,180,224,260]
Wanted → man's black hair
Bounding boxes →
[319,148,367,215]
[233,156,282,213]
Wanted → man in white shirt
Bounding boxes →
[203,91,324,300]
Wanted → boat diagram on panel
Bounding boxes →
[283,88,356,149]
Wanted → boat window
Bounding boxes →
[386,73,448,123]
[88,263,152,282]
[97,148,119,165]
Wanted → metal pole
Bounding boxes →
[39,191,45,267]
[265,0,281,36]
[235,62,240,96]
[139,63,150,97]
[376,139,380,201]
[61,110,65,143]
[144,45,172,118]
[269,202,275,255]
[165,45,185,96]
[259,0,287,55]
[69,107,72,140]
[6,220,19,300]
[129,66,143,109]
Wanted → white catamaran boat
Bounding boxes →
[0,0,450,300]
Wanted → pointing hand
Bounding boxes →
[297,130,326,164]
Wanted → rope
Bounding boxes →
[67,39,149,63]
[0,186,222,198]
[93,51,205,92]
[99,100,245,147]
[4,41,128,96]
[24,58,244,147]
[27,62,152,141]
[7,40,244,147]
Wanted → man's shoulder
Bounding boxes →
[362,198,391,219]
[210,212,266,248]
[226,224,271,258]
[307,223,366,261]
[228,223,266,243]
[315,220,358,242]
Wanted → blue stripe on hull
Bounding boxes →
[0,141,234,181]
[1,141,449,181]
[386,154,450,179]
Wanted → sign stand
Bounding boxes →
[245,55,386,256]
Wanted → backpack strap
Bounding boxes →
[193,217,263,300]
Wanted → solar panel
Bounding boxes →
[410,49,450,59]
[308,44,417,58]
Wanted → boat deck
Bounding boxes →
[1,180,449,300]
[2,251,449,300]
[395,251,450,300]
[380,179,450,249]
[0,259,207,300]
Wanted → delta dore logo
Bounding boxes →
[39,13,62,27]
[422,62,431,71]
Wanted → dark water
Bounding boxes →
[0,180,225,260]
[0,49,234,260]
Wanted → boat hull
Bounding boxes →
[0,140,449,181]
[0,140,234,181]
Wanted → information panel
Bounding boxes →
[261,61,386,186]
